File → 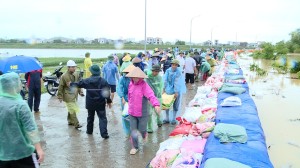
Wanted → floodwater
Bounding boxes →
[239,55,300,168]
[35,55,300,168]
[36,82,198,168]
[0,48,143,58]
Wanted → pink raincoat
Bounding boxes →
[128,79,160,117]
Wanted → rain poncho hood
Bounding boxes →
[145,71,163,99]
[0,72,22,99]
[0,72,40,161]
[163,67,186,94]
[102,61,119,85]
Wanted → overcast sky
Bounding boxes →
[0,0,299,44]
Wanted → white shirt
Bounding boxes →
[184,57,196,74]
[176,55,185,69]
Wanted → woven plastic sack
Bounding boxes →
[162,93,175,110]
[220,96,242,106]
[181,107,202,123]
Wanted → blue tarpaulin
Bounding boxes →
[201,69,274,168]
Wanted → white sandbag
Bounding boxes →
[181,107,202,123]
[197,86,212,94]
[220,96,242,106]
[157,137,186,155]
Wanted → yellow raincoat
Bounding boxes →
[84,57,93,78]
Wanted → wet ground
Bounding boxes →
[239,56,300,168]
[36,80,201,168]
[36,56,300,168]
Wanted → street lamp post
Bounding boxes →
[144,0,147,53]
[189,14,201,50]
[210,28,213,47]
[210,25,219,47]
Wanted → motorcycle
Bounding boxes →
[20,79,28,100]
[43,63,84,96]
[43,63,63,96]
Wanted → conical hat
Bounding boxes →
[122,64,135,73]
[132,57,142,63]
[126,66,148,78]
[122,54,131,62]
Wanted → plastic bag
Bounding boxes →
[122,102,129,117]
[220,96,242,106]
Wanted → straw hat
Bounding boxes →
[166,53,172,57]
[126,66,148,78]
[122,54,131,62]
[171,59,180,66]
[132,57,142,63]
[151,52,160,57]
[122,64,135,73]
[205,55,212,60]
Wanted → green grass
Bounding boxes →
[0,42,250,50]
[41,57,109,94]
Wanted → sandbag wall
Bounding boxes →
[147,52,273,168]
[200,53,274,167]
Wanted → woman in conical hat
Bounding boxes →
[125,66,161,155]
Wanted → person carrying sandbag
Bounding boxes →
[162,59,186,125]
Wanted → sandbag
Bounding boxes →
[204,158,251,168]
[162,93,175,110]
[169,122,192,137]
[181,107,202,123]
[214,123,247,143]
[220,96,242,106]
[180,138,207,154]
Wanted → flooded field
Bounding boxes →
[239,55,300,167]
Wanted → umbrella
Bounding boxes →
[0,55,43,73]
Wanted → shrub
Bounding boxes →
[297,71,300,79]
[294,48,300,53]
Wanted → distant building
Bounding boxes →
[124,38,135,43]
[146,37,163,45]
[203,40,212,46]
[248,42,258,48]
[239,42,248,47]
[214,40,219,46]
[228,41,240,46]
[98,38,108,44]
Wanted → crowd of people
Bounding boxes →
[0,47,226,167]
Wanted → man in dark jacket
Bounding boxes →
[25,59,42,113]
[70,64,112,139]
[193,51,202,82]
